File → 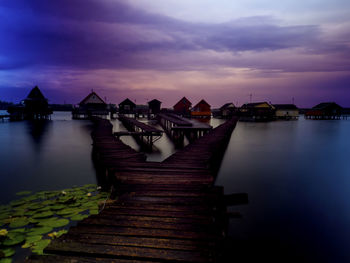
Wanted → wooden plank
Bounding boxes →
[69,225,221,240]
[28,255,155,263]
[99,208,215,220]
[62,233,216,252]
[79,217,218,232]
[90,213,213,225]
[45,240,214,263]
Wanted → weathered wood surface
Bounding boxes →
[28,117,238,263]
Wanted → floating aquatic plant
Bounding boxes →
[0,184,109,262]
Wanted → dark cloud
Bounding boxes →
[2,0,345,72]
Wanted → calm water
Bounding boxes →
[0,111,97,204]
[1,111,349,262]
[216,117,350,262]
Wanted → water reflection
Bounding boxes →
[25,120,51,151]
[216,117,350,263]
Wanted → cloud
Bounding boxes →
[2,0,347,73]
[1,0,350,107]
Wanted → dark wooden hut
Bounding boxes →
[305,102,343,120]
[173,97,192,116]
[148,99,162,114]
[72,91,108,119]
[219,103,236,118]
[119,98,136,114]
[240,102,275,121]
[7,86,52,120]
[273,104,299,120]
[191,99,211,117]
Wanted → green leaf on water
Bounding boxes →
[49,205,66,211]
[15,191,32,196]
[56,208,83,216]
[10,228,26,233]
[89,209,99,215]
[9,200,26,207]
[27,226,53,236]
[31,239,51,255]
[0,247,15,258]
[24,210,36,216]
[32,211,54,219]
[70,214,89,221]
[9,217,29,228]
[2,232,25,246]
[0,258,13,263]
[28,204,45,211]
[22,235,42,248]
[12,209,27,217]
[38,218,69,228]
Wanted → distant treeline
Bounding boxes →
[0,101,73,111]
[0,100,14,110]
[299,108,350,114]
[49,104,73,111]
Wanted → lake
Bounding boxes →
[216,117,350,262]
[0,111,349,262]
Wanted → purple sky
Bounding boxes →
[0,0,350,107]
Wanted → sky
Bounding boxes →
[0,0,350,107]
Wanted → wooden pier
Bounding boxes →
[28,117,241,263]
[0,114,10,121]
[117,115,163,147]
[157,113,212,144]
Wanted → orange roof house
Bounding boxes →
[191,99,211,117]
[173,97,192,116]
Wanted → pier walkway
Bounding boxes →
[157,113,212,144]
[0,114,10,121]
[28,117,239,263]
[117,115,163,147]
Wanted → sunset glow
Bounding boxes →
[1,0,350,107]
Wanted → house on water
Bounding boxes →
[191,99,211,118]
[148,99,162,115]
[119,98,136,115]
[174,97,192,116]
[240,102,275,121]
[7,86,52,121]
[219,103,236,118]
[305,102,343,120]
[72,91,109,119]
[273,104,299,120]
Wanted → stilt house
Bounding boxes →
[191,99,211,117]
[174,97,192,116]
[72,91,108,119]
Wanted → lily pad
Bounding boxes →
[27,226,53,236]
[49,205,66,211]
[0,258,13,263]
[0,247,15,258]
[10,228,26,233]
[9,200,26,207]
[38,218,69,228]
[31,239,51,255]
[22,235,43,247]
[9,217,29,228]
[89,209,99,215]
[16,191,32,196]
[28,204,45,211]
[12,209,27,217]
[70,214,89,221]
[3,232,25,246]
[0,214,10,221]
[32,211,54,219]
[56,208,83,216]
[24,210,36,216]
[0,229,8,237]
[48,229,67,239]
